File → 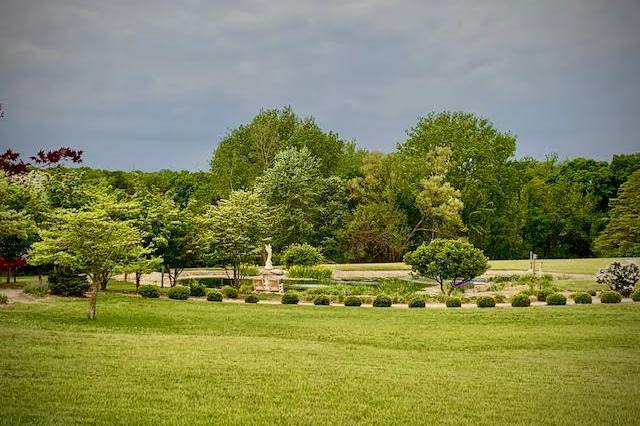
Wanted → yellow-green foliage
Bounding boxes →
[287,265,332,280]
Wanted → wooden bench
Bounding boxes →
[252,276,283,293]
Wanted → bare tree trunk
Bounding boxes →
[135,272,141,289]
[6,270,10,284]
[87,280,98,320]
[161,268,164,288]
[124,272,128,282]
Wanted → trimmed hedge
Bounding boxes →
[281,291,300,305]
[138,285,160,298]
[477,296,496,308]
[600,290,622,304]
[344,296,362,307]
[221,286,238,299]
[537,288,555,302]
[189,282,206,297]
[511,293,531,307]
[206,290,223,302]
[632,288,640,302]
[373,295,392,307]
[408,297,425,308]
[573,292,592,304]
[244,293,259,304]
[587,289,597,296]
[167,285,190,300]
[545,293,566,306]
[313,294,331,306]
[445,297,462,308]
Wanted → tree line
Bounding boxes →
[2,108,639,287]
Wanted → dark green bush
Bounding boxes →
[167,285,190,300]
[221,286,238,299]
[23,283,49,297]
[281,291,300,305]
[476,296,496,308]
[408,297,425,308]
[445,297,462,308]
[344,296,362,307]
[511,293,531,307]
[545,293,566,306]
[313,294,331,306]
[600,290,622,304]
[573,292,592,304]
[537,287,555,302]
[206,290,223,302]
[138,285,160,298]
[0,293,8,304]
[281,243,323,267]
[189,281,206,297]
[47,269,90,297]
[632,288,640,302]
[373,295,392,307]
[587,289,597,296]
[244,293,259,304]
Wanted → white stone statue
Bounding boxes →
[264,244,273,271]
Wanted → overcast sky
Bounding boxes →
[1,1,639,171]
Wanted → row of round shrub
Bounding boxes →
[511,293,531,307]
[344,296,362,306]
[245,293,259,304]
[189,282,206,297]
[207,290,223,301]
[477,296,496,308]
[167,285,190,300]
[600,290,622,304]
[546,293,566,305]
[408,297,426,308]
[138,285,160,298]
[373,295,392,307]
[633,288,640,302]
[281,291,300,304]
[313,294,331,305]
[446,297,462,308]
[573,292,592,304]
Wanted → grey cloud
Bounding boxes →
[0,0,639,170]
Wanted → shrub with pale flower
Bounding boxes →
[595,262,639,297]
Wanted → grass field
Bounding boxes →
[1,294,639,425]
[326,257,639,275]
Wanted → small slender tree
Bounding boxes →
[30,209,147,319]
[208,191,270,286]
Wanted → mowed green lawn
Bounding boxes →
[1,295,639,425]
[327,257,639,275]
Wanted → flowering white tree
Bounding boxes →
[595,262,639,297]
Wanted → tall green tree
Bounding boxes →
[255,147,347,251]
[594,170,640,257]
[207,191,271,286]
[398,111,518,258]
[210,107,358,197]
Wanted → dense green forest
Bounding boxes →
[3,108,640,268]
